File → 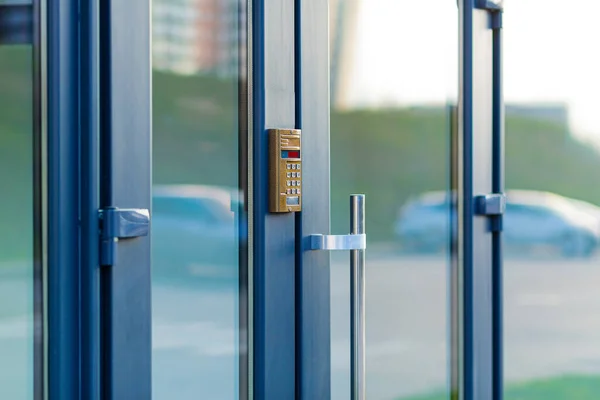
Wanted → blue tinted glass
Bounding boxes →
[151,0,248,398]
[0,44,36,398]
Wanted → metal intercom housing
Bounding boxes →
[269,128,302,213]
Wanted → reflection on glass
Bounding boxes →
[504,3,600,399]
[0,46,35,398]
[151,0,247,399]
[329,1,457,399]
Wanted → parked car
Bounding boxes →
[394,191,452,253]
[152,184,246,283]
[394,190,600,257]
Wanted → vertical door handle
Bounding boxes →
[349,194,366,400]
[308,194,366,400]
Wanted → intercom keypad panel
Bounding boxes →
[269,129,302,213]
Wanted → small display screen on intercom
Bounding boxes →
[281,150,300,159]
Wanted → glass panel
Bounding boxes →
[504,3,600,398]
[151,0,248,399]
[0,41,38,398]
[329,1,457,399]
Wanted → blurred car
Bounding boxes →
[394,190,600,257]
[394,191,452,253]
[152,184,246,283]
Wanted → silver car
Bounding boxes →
[152,184,246,284]
[394,190,600,257]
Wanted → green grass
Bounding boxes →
[399,375,600,400]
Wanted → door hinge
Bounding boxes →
[99,207,150,266]
[475,193,506,233]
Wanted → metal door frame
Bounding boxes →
[46,0,101,398]
[295,0,331,398]
[41,0,504,398]
[294,1,503,400]
[461,1,504,399]
[252,0,298,398]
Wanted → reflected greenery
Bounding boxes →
[0,47,32,262]
[0,57,599,251]
[331,105,600,242]
[153,70,239,186]
[399,375,600,400]
[0,44,34,399]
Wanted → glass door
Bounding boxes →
[150,0,249,398]
[298,1,504,399]
[327,1,458,399]
[503,3,600,399]
[0,2,43,399]
[103,0,297,397]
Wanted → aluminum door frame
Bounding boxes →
[460,1,503,400]
[252,0,298,398]
[294,1,503,400]
[97,0,152,398]
[296,0,331,399]
[46,0,102,398]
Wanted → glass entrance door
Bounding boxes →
[327,1,458,399]
[0,2,42,399]
[503,3,600,399]
[150,0,249,398]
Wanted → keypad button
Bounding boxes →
[287,172,291,177]
[287,164,291,169]
[297,172,301,178]
[287,180,291,186]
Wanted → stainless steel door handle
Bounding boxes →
[308,194,366,400]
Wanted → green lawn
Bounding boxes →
[399,375,600,400]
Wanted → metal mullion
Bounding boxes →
[32,0,45,397]
[461,2,501,400]
[46,0,82,397]
[490,11,504,400]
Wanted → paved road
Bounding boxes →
[2,252,600,399]
[331,252,600,399]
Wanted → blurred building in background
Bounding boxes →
[153,0,246,76]
[330,0,360,109]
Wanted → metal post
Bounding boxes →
[350,194,366,400]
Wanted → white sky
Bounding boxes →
[347,0,600,141]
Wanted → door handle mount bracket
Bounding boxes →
[307,233,366,251]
